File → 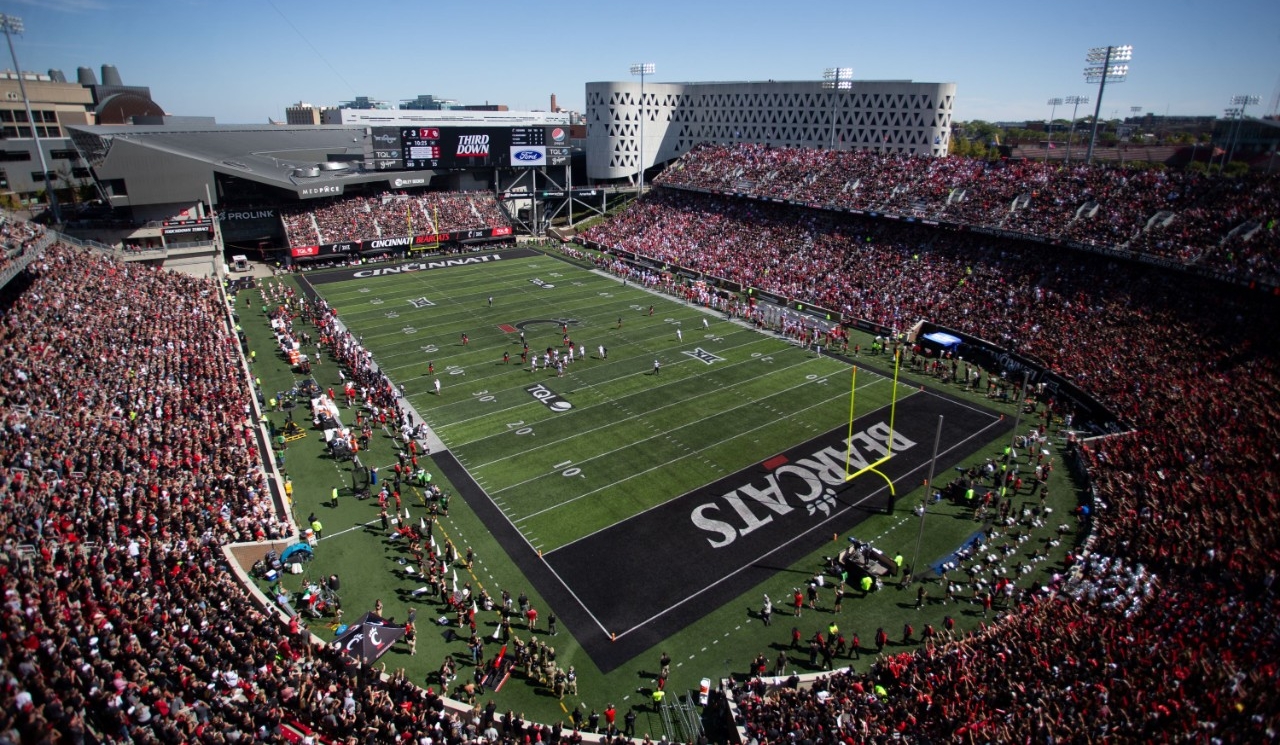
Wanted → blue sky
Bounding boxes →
[7,0,1280,125]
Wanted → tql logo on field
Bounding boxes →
[526,383,573,413]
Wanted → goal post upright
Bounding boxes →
[844,365,857,480]
[844,346,903,512]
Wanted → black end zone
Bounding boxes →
[445,391,1010,673]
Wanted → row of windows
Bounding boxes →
[0,125,63,139]
[26,167,90,182]
[0,109,57,124]
[0,148,81,162]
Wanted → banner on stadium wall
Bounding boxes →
[363,236,412,252]
[161,224,214,238]
[219,208,277,222]
[291,241,358,260]
[747,287,788,306]
[669,263,701,281]
[917,322,1126,435]
[790,300,841,323]
[408,233,447,251]
[291,227,513,258]
[849,317,901,337]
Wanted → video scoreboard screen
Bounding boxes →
[368,126,570,171]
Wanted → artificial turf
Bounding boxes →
[238,245,1087,733]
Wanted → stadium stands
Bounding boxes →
[281,191,510,247]
[0,242,544,743]
[3,137,1279,741]
[583,149,1280,740]
[654,143,1280,285]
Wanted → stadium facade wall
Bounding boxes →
[585,80,956,180]
[90,137,217,210]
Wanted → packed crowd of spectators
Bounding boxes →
[585,179,1280,740]
[3,144,1279,740]
[281,192,509,247]
[0,244,566,743]
[0,216,46,275]
[655,142,1280,284]
[0,217,46,253]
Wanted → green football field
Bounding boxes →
[311,252,906,555]
[250,246,1082,732]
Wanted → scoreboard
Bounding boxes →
[368,126,571,171]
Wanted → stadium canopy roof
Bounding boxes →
[66,123,417,204]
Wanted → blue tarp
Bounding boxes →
[923,331,963,349]
[280,542,313,564]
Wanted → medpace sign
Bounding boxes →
[298,184,344,198]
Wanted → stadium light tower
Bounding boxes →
[910,416,944,589]
[1045,98,1063,162]
[630,63,655,196]
[1226,94,1260,166]
[0,14,59,225]
[823,67,853,150]
[1062,95,1089,166]
[1083,44,1132,164]
[1219,107,1242,169]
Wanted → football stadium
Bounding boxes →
[1,58,1279,745]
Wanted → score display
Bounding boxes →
[374,126,568,170]
[401,127,442,168]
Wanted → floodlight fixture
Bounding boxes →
[1085,64,1129,83]
[1223,96,1260,165]
[822,67,854,149]
[0,14,59,223]
[823,67,854,89]
[1063,95,1089,165]
[1087,45,1132,62]
[1044,98,1063,162]
[629,63,655,194]
[1083,45,1133,164]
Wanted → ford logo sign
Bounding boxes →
[513,150,543,162]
